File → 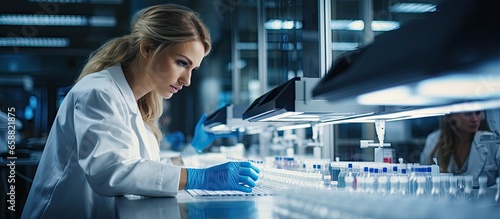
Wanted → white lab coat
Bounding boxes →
[420,130,500,187]
[21,65,181,219]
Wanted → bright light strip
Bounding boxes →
[259,112,303,122]
[446,99,500,113]
[265,19,303,30]
[358,62,500,106]
[332,42,359,51]
[347,20,364,31]
[319,99,500,125]
[89,16,117,27]
[273,118,320,122]
[331,20,400,31]
[416,73,500,100]
[0,37,69,47]
[268,113,321,122]
[389,3,436,13]
[321,108,447,124]
[357,85,447,106]
[276,123,312,131]
[318,112,376,126]
[0,14,115,27]
[208,124,228,131]
[371,21,400,31]
[0,14,86,26]
[358,85,412,103]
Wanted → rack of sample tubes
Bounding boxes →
[329,161,500,204]
[268,161,500,218]
[254,157,499,218]
[187,154,500,218]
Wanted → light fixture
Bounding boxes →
[243,77,382,122]
[356,85,450,106]
[331,20,400,31]
[0,37,69,47]
[389,3,437,13]
[314,0,498,114]
[0,14,116,27]
[332,42,359,51]
[265,19,302,30]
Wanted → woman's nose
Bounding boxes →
[179,71,191,87]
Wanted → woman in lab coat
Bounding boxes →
[420,111,500,187]
[21,4,259,219]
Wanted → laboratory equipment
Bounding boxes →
[312,0,500,109]
[242,77,382,123]
[204,104,275,134]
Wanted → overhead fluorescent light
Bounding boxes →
[88,16,117,27]
[265,19,302,30]
[331,20,400,31]
[0,14,115,27]
[0,37,69,47]
[389,3,437,13]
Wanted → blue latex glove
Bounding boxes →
[190,113,238,153]
[166,131,185,151]
[186,161,260,193]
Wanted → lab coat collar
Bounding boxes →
[107,64,139,114]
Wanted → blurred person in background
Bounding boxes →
[421,111,499,187]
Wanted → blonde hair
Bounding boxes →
[77,4,211,141]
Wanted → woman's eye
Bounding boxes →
[177,60,188,67]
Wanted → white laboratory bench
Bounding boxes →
[116,190,275,219]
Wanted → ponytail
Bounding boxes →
[77,35,135,81]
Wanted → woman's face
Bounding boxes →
[449,111,482,134]
[148,40,205,99]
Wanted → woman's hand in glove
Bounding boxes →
[186,161,260,193]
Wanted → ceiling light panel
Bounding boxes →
[0,37,69,47]
[0,14,115,27]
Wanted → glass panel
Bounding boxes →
[265,0,304,89]
[233,0,308,106]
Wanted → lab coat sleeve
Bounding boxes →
[73,87,180,197]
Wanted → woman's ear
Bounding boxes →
[446,114,457,127]
[139,41,153,59]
